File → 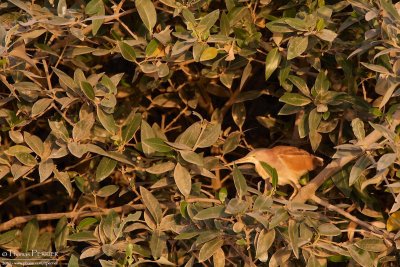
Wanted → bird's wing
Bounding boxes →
[274,146,316,173]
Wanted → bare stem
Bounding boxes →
[311,195,394,239]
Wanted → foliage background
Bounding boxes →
[0,0,400,266]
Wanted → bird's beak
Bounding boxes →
[225,156,256,166]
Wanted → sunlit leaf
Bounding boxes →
[279,93,311,106]
[174,163,191,197]
[198,238,224,262]
[287,36,308,60]
[96,157,117,182]
[118,41,136,62]
[135,0,157,33]
[140,186,163,224]
[21,219,39,252]
[232,166,247,198]
[265,48,281,81]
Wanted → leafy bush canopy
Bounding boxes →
[0,0,400,266]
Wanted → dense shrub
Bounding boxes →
[0,0,400,266]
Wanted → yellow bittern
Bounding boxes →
[228,146,323,197]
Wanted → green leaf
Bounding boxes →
[266,19,294,33]
[318,223,341,236]
[309,130,322,152]
[80,81,95,101]
[285,18,308,31]
[377,153,397,171]
[68,254,79,267]
[146,162,175,174]
[6,145,33,156]
[176,122,201,148]
[39,159,54,182]
[253,195,273,212]
[232,166,247,198]
[97,185,119,197]
[68,231,97,241]
[279,93,311,106]
[49,120,70,141]
[140,186,163,224]
[197,9,220,33]
[180,150,204,166]
[96,157,117,182]
[118,41,137,62]
[347,244,374,267]
[269,208,289,229]
[199,238,224,262]
[121,112,142,145]
[349,155,371,186]
[77,217,98,230]
[220,12,230,35]
[150,230,166,259]
[314,71,329,94]
[73,117,94,142]
[97,107,117,135]
[174,163,191,197]
[54,216,69,251]
[260,161,278,188]
[369,122,396,141]
[308,108,321,132]
[85,0,102,14]
[141,120,156,155]
[351,118,365,141]
[287,36,308,60]
[0,230,19,245]
[0,165,9,181]
[265,48,281,81]
[142,138,172,153]
[31,98,53,117]
[223,131,241,154]
[316,29,337,42]
[21,219,39,252]
[288,75,310,96]
[225,198,248,215]
[23,132,44,157]
[355,238,387,252]
[232,102,246,130]
[135,0,157,33]
[288,219,299,258]
[15,153,37,166]
[268,247,291,267]
[196,122,221,148]
[255,229,275,262]
[52,67,78,91]
[239,62,252,90]
[200,47,218,61]
[101,75,118,94]
[193,206,226,220]
[54,170,73,197]
[213,248,225,267]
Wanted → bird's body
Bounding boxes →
[231,146,323,196]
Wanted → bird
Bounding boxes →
[228,146,323,198]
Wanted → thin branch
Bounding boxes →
[0,179,53,207]
[164,106,188,131]
[51,103,75,126]
[311,195,394,239]
[0,202,175,232]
